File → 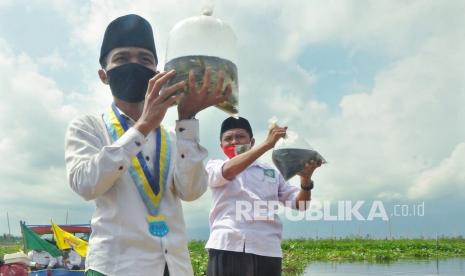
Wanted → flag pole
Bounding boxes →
[6,212,11,237]
[20,220,26,253]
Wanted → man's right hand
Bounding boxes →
[134,70,185,136]
[263,125,288,150]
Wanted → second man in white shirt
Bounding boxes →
[205,116,321,276]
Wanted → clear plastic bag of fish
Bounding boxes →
[163,7,239,114]
[164,55,238,114]
[271,128,326,181]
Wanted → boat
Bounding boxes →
[1,223,90,276]
[27,223,90,275]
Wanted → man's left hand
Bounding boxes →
[177,68,232,120]
[298,160,322,179]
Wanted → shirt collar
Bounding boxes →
[114,104,136,124]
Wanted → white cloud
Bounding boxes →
[37,49,66,70]
[39,0,465,202]
[274,0,462,60]
[316,29,465,201]
[1,1,465,236]
[408,143,465,200]
[0,0,13,8]
[0,37,90,233]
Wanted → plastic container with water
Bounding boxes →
[272,129,326,181]
[164,7,238,114]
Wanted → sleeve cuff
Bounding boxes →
[113,127,148,156]
[175,119,199,140]
[220,161,234,182]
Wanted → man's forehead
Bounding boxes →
[108,47,154,57]
[223,128,249,136]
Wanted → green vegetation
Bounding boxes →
[189,241,209,275]
[189,238,465,276]
[3,238,465,275]
[0,234,22,258]
[0,244,22,259]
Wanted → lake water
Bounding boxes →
[303,258,465,275]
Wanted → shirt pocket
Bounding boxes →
[260,169,279,200]
[245,167,278,200]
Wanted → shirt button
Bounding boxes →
[118,166,124,170]
[135,141,141,147]
[165,249,168,254]
[181,154,185,158]
[145,156,150,161]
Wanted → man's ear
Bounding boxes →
[251,137,255,147]
[98,69,109,85]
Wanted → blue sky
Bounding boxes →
[298,43,389,111]
[1,0,464,239]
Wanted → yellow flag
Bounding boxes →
[51,222,88,257]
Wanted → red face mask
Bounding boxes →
[222,144,252,159]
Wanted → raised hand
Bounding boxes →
[297,160,322,179]
[263,125,288,150]
[134,70,185,136]
[177,68,232,120]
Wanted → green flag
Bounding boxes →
[21,222,62,257]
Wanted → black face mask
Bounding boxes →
[107,63,156,103]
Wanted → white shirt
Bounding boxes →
[65,250,82,269]
[65,110,208,276]
[205,159,300,258]
[28,250,57,268]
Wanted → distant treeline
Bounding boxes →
[0,234,22,245]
